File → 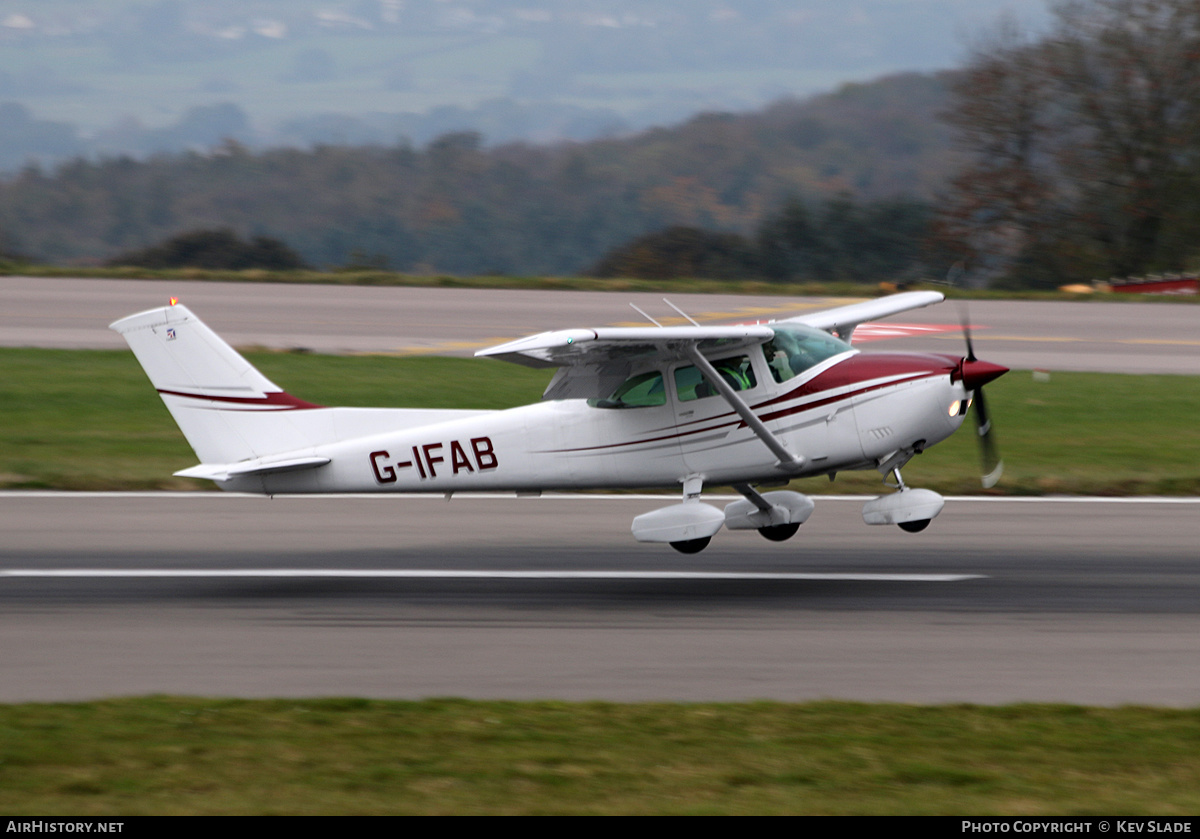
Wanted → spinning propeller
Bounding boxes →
[957,314,1007,488]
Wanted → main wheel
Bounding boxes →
[898,519,931,533]
[758,522,801,542]
[669,537,711,554]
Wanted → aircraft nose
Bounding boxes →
[960,359,1008,390]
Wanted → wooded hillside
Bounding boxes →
[0,72,958,276]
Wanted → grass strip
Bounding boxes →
[1,348,1198,495]
[1,698,1199,815]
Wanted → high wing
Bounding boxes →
[476,324,776,400]
[474,324,776,368]
[781,290,945,342]
[474,291,945,400]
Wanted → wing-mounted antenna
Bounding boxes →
[630,298,702,328]
[662,298,701,327]
[629,303,663,327]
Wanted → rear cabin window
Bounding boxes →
[587,370,666,409]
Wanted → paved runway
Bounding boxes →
[2,493,1198,705]
[3,278,1198,705]
[2,275,1198,373]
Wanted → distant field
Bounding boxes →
[2,347,1197,494]
[9,267,1200,304]
[1,698,1198,815]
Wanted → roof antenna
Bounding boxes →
[662,298,700,327]
[629,302,663,327]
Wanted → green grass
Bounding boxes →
[873,369,1200,496]
[2,347,1198,494]
[1,698,1199,814]
[0,348,548,490]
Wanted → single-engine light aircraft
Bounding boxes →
[111,291,1006,553]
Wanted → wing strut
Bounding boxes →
[682,344,806,474]
[731,482,774,512]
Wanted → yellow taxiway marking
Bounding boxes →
[361,338,516,357]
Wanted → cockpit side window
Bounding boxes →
[762,325,854,383]
[587,370,666,409]
[675,355,757,402]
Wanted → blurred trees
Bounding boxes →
[590,227,760,280]
[591,196,945,282]
[940,0,1200,287]
[108,229,307,270]
[757,196,939,282]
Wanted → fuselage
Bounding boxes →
[228,347,971,495]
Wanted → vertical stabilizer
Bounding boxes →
[110,304,322,464]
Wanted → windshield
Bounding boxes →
[762,324,854,383]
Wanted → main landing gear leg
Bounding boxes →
[631,475,725,554]
[669,475,713,554]
[723,483,814,542]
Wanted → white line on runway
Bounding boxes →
[0,569,984,582]
[4,491,1200,504]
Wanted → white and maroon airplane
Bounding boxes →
[111,291,1006,553]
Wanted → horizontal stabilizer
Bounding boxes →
[175,455,330,483]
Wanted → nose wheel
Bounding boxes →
[861,465,945,532]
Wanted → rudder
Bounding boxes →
[110,303,323,464]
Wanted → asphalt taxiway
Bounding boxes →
[2,275,1198,373]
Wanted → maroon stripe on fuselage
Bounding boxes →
[754,353,959,410]
[157,389,324,409]
[542,352,958,454]
[659,352,960,431]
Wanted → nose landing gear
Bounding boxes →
[862,466,944,533]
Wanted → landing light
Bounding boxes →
[948,400,960,417]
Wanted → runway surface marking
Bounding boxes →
[0,569,983,582]
[5,491,1200,503]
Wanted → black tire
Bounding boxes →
[898,519,931,533]
[758,523,801,542]
[669,537,711,554]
